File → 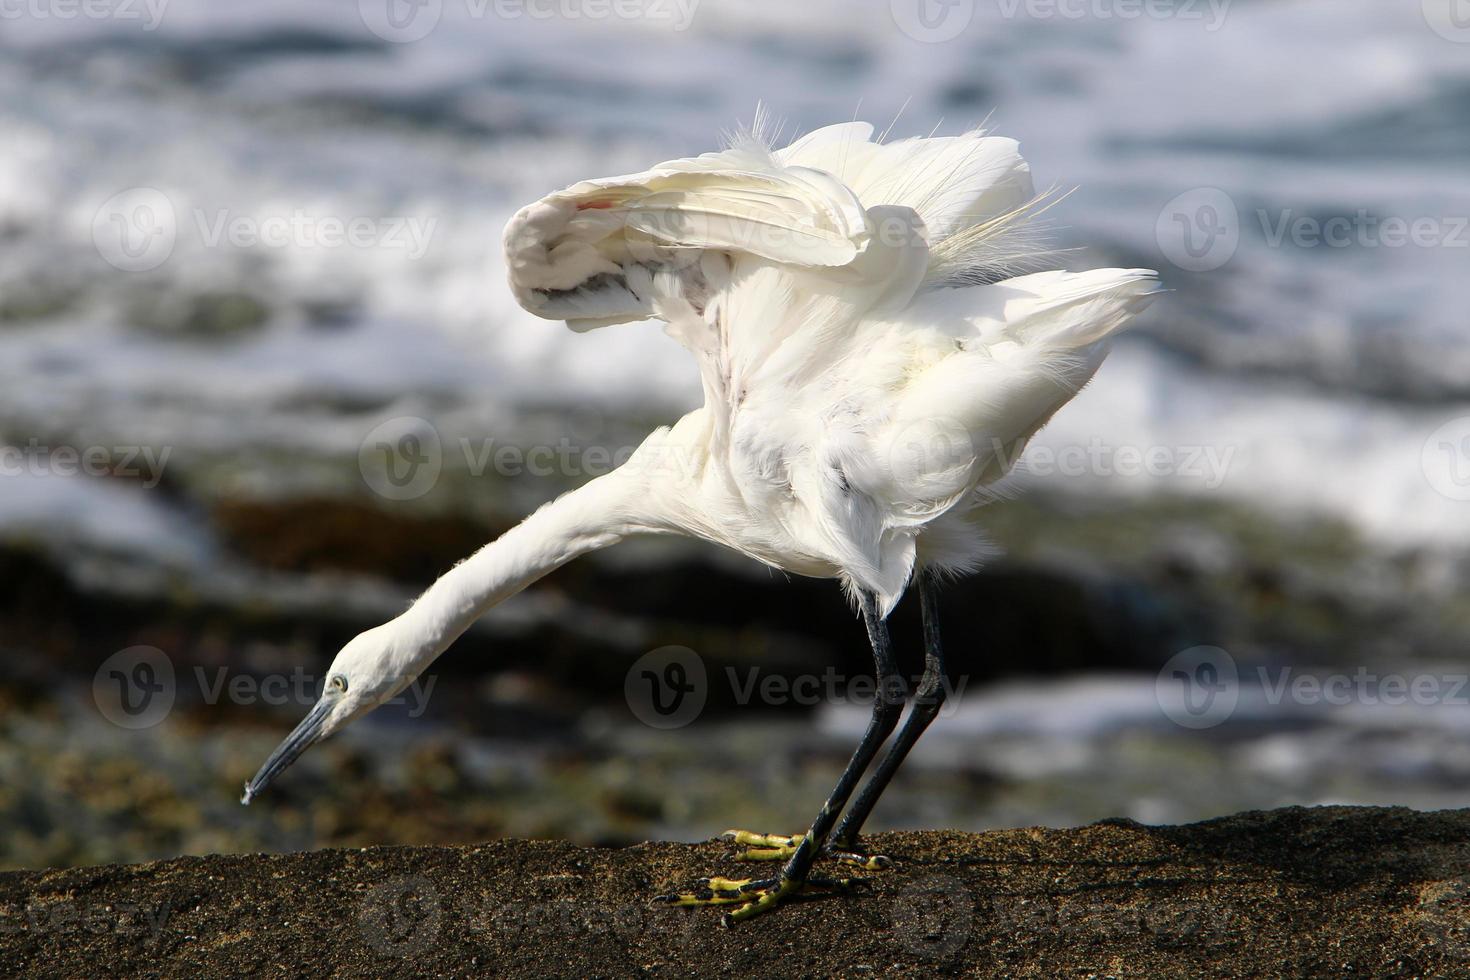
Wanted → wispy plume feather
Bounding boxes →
[923,186,1076,288]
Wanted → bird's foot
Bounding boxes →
[653,872,860,925]
[720,829,891,871]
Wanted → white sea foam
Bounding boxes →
[0,0,1464,562]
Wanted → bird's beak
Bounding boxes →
[241,694,335,805]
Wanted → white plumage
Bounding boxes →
[242,121,1159,847]
[505,121,1158,613]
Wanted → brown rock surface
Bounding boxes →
[2,806,1467,978]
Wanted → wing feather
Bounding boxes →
[504,148,870,331]
[498,124,1162,613]
[778,124,1034,242]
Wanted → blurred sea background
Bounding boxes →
[2,0,1469,870]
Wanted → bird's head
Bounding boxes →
[240,624,417,805]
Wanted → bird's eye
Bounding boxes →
[330,674,348,694]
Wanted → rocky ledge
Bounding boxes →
[2,806,1467,977]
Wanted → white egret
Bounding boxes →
[242,119,1158,924]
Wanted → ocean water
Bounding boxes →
[2,0,1466,565]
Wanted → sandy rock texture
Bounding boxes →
[2,806,1467,978]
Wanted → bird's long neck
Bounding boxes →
[394,466,666,667]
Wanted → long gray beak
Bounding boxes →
[241,695,334,805]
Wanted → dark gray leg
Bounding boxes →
[658,588,905,923]
[773,589,905,880]
[830,571,949,850]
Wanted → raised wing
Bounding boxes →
[777,123,1038,286]
[503,122,1039,336]
[811,266,1158,607]
[500,125,1159,613]
[503,145,873,332]
[875,267,1162,514]
[777,123,1033,239]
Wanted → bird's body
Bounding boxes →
[244,119,1159,923]
[504,121,1156,610]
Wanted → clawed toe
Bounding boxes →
[836,850,890,870]
[654,871,863,924]
[654,875,775,907]
[658,828,890,923]
[720,829,891,870]
[827,838,892,870]
[720,829,801,848]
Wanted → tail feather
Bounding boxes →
[997,268,1161,348]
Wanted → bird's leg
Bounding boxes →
[656,591,905,923]
[830,571,949,852]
